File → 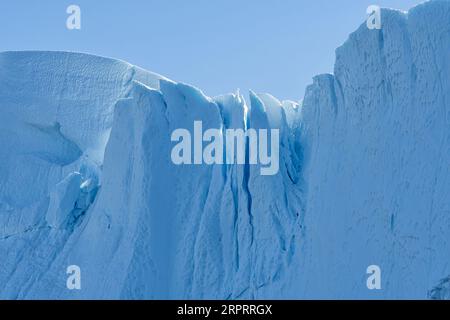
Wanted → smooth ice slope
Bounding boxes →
[0,0,449,299]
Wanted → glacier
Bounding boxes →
[0,0,449,299]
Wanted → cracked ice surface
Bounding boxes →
[0,1,449,299]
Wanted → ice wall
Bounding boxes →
[296,1,450,299]
[0,0,449,299]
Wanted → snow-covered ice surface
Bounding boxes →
[0,1,449,299]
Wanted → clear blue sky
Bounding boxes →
[0,0,423,100]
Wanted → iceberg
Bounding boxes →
[0,0,449,299]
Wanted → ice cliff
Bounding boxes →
[0,0,449,299]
